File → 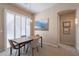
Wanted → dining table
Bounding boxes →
[11,35,42,56]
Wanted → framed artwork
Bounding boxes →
[63,27,70,34]
[63,21,71,27]
[35,18,49,31]
[63,21,71,34]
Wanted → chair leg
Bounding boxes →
[15,50,17,56]
[32,48,34,56]
[26,45,29,53]
[10,47,12,56]
[36,47,39,52]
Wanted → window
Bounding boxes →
[15,15,21,38]
[6,10,31,48]
[6,12,14,39]
[26,18,30,36]
[6,12,15,48]
[21,16,26,36]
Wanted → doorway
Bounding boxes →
[58,10,76,47]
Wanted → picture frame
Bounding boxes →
[63,21,71,27]
[63,27,70,34]
[35,18,49,31]
[63,21,71,34]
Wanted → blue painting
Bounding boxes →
[35,19,48,30]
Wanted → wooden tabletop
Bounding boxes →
[13,37,32,44]
[12,36,41,44]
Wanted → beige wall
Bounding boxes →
[0,4,34,51]
[76,8,79,51]
[35,3,79,48]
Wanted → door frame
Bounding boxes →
[57,10,76,47]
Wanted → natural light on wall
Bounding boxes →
[75,18,78,25]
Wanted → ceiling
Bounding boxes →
[15,3,56,14]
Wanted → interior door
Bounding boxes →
[60,12,75,47]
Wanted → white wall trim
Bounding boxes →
[58,43,77,51]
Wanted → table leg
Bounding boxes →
[18,44,20,56]
[23,45,25,52]
[41,37,42,48]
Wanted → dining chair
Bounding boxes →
[8,40,25,56]
[22,35,41,56]
[30,38,39,56]
[21,35,28,52]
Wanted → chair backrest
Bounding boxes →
[36,34,40,37]
[31,39,39,48]
[21,35,26,38]
[8,40,16,48]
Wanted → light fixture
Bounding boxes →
[28,18,32,23]
[30,19,32,22]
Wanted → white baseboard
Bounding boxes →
[41,42,77,51]
[58,43,77,51]
[43,42,58,48]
